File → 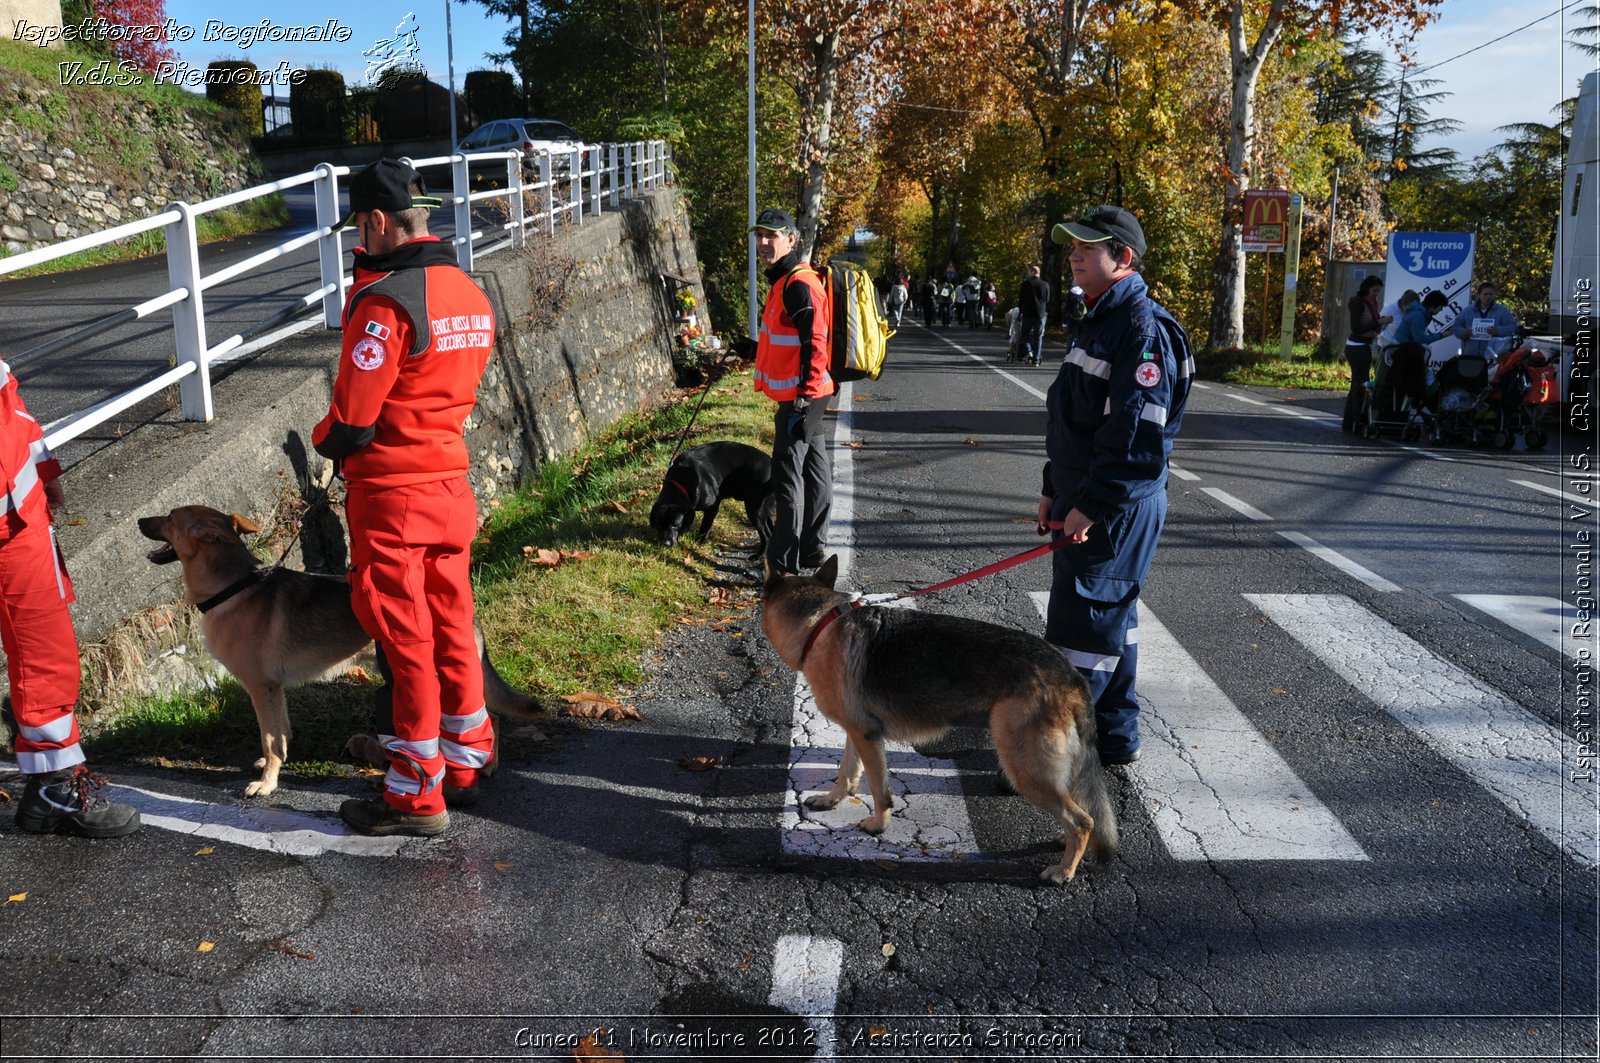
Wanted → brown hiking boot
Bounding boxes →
[339,797,448,837]
[15,765,142,839]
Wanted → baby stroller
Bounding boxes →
[1361,342,1432,441]
[1483,345,1558,450]
[1429,353,1490,446]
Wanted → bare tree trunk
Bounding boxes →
[796,30,841,261]
[1207,0,1283,351]
[650,0,670,110]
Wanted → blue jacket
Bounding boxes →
[1446,299,1519,358]
[1042,272,1192,523]
[1392,302,1445,348]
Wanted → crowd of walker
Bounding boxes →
[6,161,1536,843]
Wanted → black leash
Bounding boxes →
[666,369,719,469]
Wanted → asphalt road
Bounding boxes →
[0,318,1593,1061]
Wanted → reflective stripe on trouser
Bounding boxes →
[0,496,84,774]
[766,400,832,575]
[1044,491,1167,757]
[346,477,488,814]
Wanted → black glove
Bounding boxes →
[730,335,756,360]
[787,399,810,441]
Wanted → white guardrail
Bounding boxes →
[0,139,671,451]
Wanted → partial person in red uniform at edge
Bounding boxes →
[2,363,141,837]
[312,159,497,838]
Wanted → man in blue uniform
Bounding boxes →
[1036,206,1192,766]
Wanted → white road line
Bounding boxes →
[1026,594,1366,862]
[768,935,842,1060]
[780,598,982,863]
[1454,594,1590,661]
[783,357,980,863]
[107,784,408,858]
[1248,593,1599,869]
[1202,487,1274,522]
[1168,463,1201,482]
[1226,393,1272,407]
[1275,530,1402,592]
[923,328,1049,400]
[1512,478,1599,509]
[828,379,858,583]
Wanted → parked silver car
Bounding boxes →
[457,118,585,164]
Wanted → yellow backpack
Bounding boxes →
[823,259,895,382]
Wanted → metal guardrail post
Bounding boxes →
[451,153,473,271]
[509,151,527,249]
[539,152,554,236]
[313,163,344,327]
[588,146,601,217]
[163,201,213,422]
[625,142,636,199]
[569,147,582,226]
[608,144,620,207]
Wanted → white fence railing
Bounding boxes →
[0,139,672,452]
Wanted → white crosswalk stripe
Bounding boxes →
[1248,593,1598,868]
[1028,593,1367,862]
[1454,594,1591,661]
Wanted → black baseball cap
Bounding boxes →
[334,159,443,230]
[1051,205,1147,258]
[750,207,796,233]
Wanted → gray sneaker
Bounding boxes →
[15,766,142,838]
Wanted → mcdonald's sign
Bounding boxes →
[1243,190,1291,253]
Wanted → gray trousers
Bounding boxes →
[766,399,832,574]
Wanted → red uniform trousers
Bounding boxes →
[0,493,83,775]
[345,476,492,815]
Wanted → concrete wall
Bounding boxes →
[42,187,705,705]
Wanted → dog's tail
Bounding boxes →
[475,626,542,720]
[1071,710,1120,863]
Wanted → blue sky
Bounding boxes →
[156,0,1593,159]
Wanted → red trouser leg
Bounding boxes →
[346,478,489,814]
[0,502,84,774]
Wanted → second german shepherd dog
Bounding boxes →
[138,505,539,799]
[761,557,1118,882]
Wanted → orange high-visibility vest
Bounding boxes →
[754,264,834,402]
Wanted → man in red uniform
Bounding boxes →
[313,159,497,837]
[749,207,834,575]
[3,362,141,837]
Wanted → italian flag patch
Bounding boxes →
[364,321,391,341]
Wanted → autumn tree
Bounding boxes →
[92,0,178,73]
[1190,0,1441,352]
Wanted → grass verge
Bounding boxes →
[82,367,774,781]
[1197,345,1349,390]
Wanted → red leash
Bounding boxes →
[799,522,1072,664]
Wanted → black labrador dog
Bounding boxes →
[649,442,776,549]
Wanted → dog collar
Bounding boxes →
[799,601,860,666]
[664,477,691,498]
[195,568,270,614]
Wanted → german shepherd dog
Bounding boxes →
[138,506,538,798]
[649,441,776,549]
[761,557,1118,883]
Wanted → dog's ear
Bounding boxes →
[231,514,262,536]
[815,555,839,589]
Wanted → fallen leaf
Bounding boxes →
[493,861,514,871]
[344,666,373,683]
[355,768,386,778]
[1272,687,1287,696]
[266,939,315,961]
[193,847,215,857]
[66,519,85,526]
[562,693,642,721]
[563,550,596,563]
[677,755,723,772]
[853,395,870,401]
[707,587,734,607]
[574,1030,623,1060]
[605,501,627,514]
[197,941,216,953]
[881,942,897,958]
[844,440,865,448]
[0,790,10,804]
[6,892,26,904]
[524,547,562,567]
[962,437,982,447]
